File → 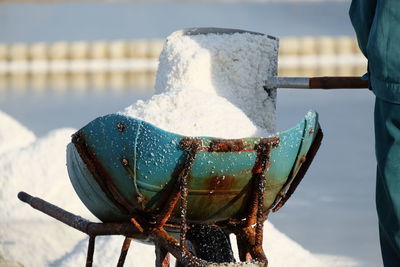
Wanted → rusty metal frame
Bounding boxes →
[217,137,279,265]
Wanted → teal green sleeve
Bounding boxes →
[349,0,377,57]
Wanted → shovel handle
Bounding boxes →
[265,76,370,89]
[309,76,369,89]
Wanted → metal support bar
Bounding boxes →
[178,138,201,251]
[155,243,170,267]
[86,236,96,267]
[255,175,266,248]
[179,170,189,250]
[233,138,278,265]
[17,192,145,237]
[117,236,132,267]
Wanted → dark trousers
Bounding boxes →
[375,97,400,266]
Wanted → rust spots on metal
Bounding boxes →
[119,156,146,207]
[72,131,136,214]
[155,189,181,228]
[179,137,202,152]
[299,155,307,164]
[233,224,268,265]
[309,127,314,135]
[205,175,238,195]
[252,161,272,175]
[259,136,280,149]
[245,136,279,230]
[121,158,129,167]
[117,122,125,132]
[208,139,246,152]
[309,76,369,89]
[130,217,144,233]
[155,138,201,229]
[252,137,279,175]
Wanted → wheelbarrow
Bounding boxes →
[19,111,323,266]
[20,27,373,266]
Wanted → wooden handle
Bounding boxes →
[309,76,369,89]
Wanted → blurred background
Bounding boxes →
[0,1,379,266]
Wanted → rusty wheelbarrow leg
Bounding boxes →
[155,243,170,267]
[86,236,96,267]
[233,138,278,265]
[117,236,133,267]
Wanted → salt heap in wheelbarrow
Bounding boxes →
[66,28,323,264]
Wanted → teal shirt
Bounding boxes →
[350,0,400,104]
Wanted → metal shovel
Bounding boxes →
[178,27,370,91]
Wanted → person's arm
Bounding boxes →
[349,0,377,57]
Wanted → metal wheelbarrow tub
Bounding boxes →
[67,111,322,224]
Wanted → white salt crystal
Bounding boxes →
[0,121,93,267]
[122,30,278,138]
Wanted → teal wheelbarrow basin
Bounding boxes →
[67,111,323,224]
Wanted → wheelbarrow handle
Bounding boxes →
[264,76,370,89]
[309,76,369,89]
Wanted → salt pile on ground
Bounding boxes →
[122,30,277,137]
[0,110,35,154]
[0,113,94,266]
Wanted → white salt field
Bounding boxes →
[0,1,380,267]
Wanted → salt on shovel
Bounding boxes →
[179,27,369,92]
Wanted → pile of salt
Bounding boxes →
[0,111,35,154]
[122,29,278,138]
